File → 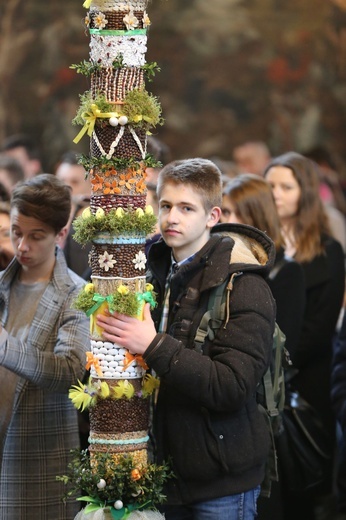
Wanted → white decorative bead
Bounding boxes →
[109,117,119,127]
[118,115,128,126]
[97,479,106,489]
[114,500,123,510]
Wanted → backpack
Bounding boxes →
[194,271,290,498]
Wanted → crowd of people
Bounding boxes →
[0,133,346,519]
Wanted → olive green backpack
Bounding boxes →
[194,271,289,498]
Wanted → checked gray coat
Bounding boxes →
[0,247,90,520]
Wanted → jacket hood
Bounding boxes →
[211,222,276,274]
[148,222,276,296]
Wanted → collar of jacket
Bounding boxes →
[0,246,76,296]
[148,222,276,294]
[212,222,275,271]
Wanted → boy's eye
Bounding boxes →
[221,208,230,217]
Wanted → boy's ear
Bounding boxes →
[55,226,68,247]
[207,206,221,228]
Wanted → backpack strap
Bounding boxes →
[194,271,243,348]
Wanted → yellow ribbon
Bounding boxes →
[89,301,109,337]
[133,115,154,124]
[73,104,120,144]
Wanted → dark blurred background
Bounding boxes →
[1,0,346,175]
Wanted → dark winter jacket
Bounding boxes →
[143,223,277,505]
[291,236,344,432]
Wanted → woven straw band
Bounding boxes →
[89,11,146,30]
[91,67,145,103]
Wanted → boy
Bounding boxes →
[97,158,276,520]
[0,174,89,519]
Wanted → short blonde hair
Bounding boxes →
[157,158,222,212]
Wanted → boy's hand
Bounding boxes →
[96,303,157,356]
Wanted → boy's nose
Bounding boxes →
[17,237,29,251]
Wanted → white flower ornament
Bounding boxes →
[99,251,116,272]
[133,251,146,270]
[143,12,151,28]
[94,12,108,30]
[123,10,139,31]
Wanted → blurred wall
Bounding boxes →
[1,0,346,173]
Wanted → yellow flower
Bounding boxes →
[145,205,154,215]
[94,380,111,399]
[112,380,135,399]
[95,207,105,219]
[145,283,154,292]
[115,207,124,218]
[82,207,92,219]
[69,380,93,412]
[136,208,144,217]
[142,374,160,397]
[117,285,129,295]
[84,283,95,293]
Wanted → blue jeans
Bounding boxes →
[159,487,261,520]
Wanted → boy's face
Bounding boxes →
[159,182,220,262]
[10,208,66,275]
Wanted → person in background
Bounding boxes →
[264,151,345,520]
[145,181,161,256]
[0,174,90,519]
[55,150,92,278]
[221,173,305,370]
[55,150,91,210]
[0,155,25,201]
[0,202,14,270]
[232,141,272,176]
[0,134,43,179]
[55,152,93,445]
[144,137,171,256]
[304,146,346,255]
[221,173,306,520]
[96,158,277,520]
[331,311,346,520]
[145,135,172,184]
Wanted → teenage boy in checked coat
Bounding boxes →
[97,158,276,520]
[0,174,89,520]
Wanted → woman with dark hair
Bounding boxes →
[221,173,306,520]
[264,151,345,519]
[0,174,89,519]
[221,173,305,358]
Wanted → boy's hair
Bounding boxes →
[157,158,222,212]
[11,173,72,234]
